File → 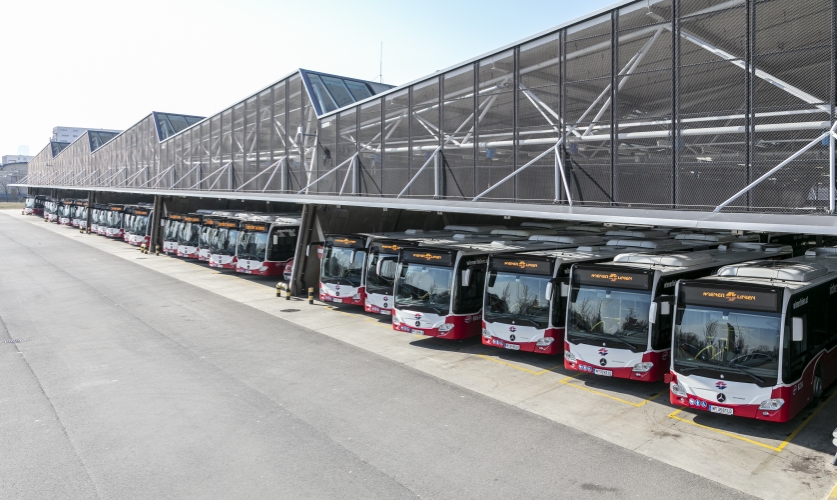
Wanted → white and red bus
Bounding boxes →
[43,198,59,223]
[162,213,184,254]
[103,205,126,238]
[57,199,76,226]
[391,239,562,340]
[321,226,507,308]
[235,215,301,276]
[71,200,88,228]
[90,204,108,234]
[176,214,202,258]
[208,218,241,269]
[564,242,794,382]
[23,196,46,216]
[122,208,135,242]
[482,240,627,355]
[126,206,152,247]
[198,216,219,261]
[668,249,837,422]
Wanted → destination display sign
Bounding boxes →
[328,235,365,248]
[217,220,238,228]
[111,206,124,212]
[490,256,552,276]
[134,209,150,216]
[679,282,781,312]
[243,223,268,232]
[574,265,653,290]
[400,249,454,266]
[168,214,183,221]
[203,218,217,226]
[184,216,201,223]
[372,241,404,255]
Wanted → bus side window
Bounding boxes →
[454,266,485,314]
[808,298,828,352]
[830,287,837,346]
[783,313,808,384]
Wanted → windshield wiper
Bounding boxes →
[568,332,639,351]
[485,314,545,329]
[724,364,765,384]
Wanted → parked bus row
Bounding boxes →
[22,197,836,424]
[320,224,836,423]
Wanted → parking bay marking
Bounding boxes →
[668,390,836,453]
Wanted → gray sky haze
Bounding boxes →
[1,0,617,157]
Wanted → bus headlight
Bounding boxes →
[536,337,555,346]
[670,381,687,397]
[352,293,361,300]
[758,399,785,411]
[482,328,491,339]
[438,323,454,333]
[564,351,576,363]
[632,362,654,373]
[259,266,268,272]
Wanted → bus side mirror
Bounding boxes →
[560,282,569,297]
[649,302,658,324]
[273,234,278,245]
[792,317,803,342]
[376,258,383,277]
[661,301,671,315]
[545,282,554,301]
[462,269,473,287]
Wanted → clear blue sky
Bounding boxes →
[1,0,618,157]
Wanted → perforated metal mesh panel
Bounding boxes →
[25,0,837,217]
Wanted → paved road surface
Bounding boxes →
[0,213,756,499]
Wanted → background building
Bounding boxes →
[52,126,120,144]
[2,154,34,165]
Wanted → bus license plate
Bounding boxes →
[593,368,613,377]
[380,310,391,315]
[709,405,733,415]
[331,298,343,303]
[504,344,520,351]
[411,329,424,335]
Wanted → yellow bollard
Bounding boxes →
[155,245,160,256]
[276,282,282,298]
[308,287,314,305]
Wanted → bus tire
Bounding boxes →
[810,366,824,408]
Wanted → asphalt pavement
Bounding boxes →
[0,213,758,500]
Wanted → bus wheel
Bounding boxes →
[811,368,824,407]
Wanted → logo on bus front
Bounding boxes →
[702,291,756,303]
[715,381,727,390]
[591,273,633,283]
[411,253,442,261]
[504,260,539,269]
[598,348,608,356]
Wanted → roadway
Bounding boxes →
[0,212,793,499]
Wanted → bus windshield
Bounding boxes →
[567,284,651,351]
[673,304,780,386]
[484,271,550,328]
[210,228,239,255]
[200,226,215,247]
[25,198,36,208]
[394,263,453,316]
[365,253,398,295]
[107,211,122,228]
[135,216,149,236]
[238,231,269,261]
[164,220,180,241]
[321,246,365,286]
[178,222,199,246]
